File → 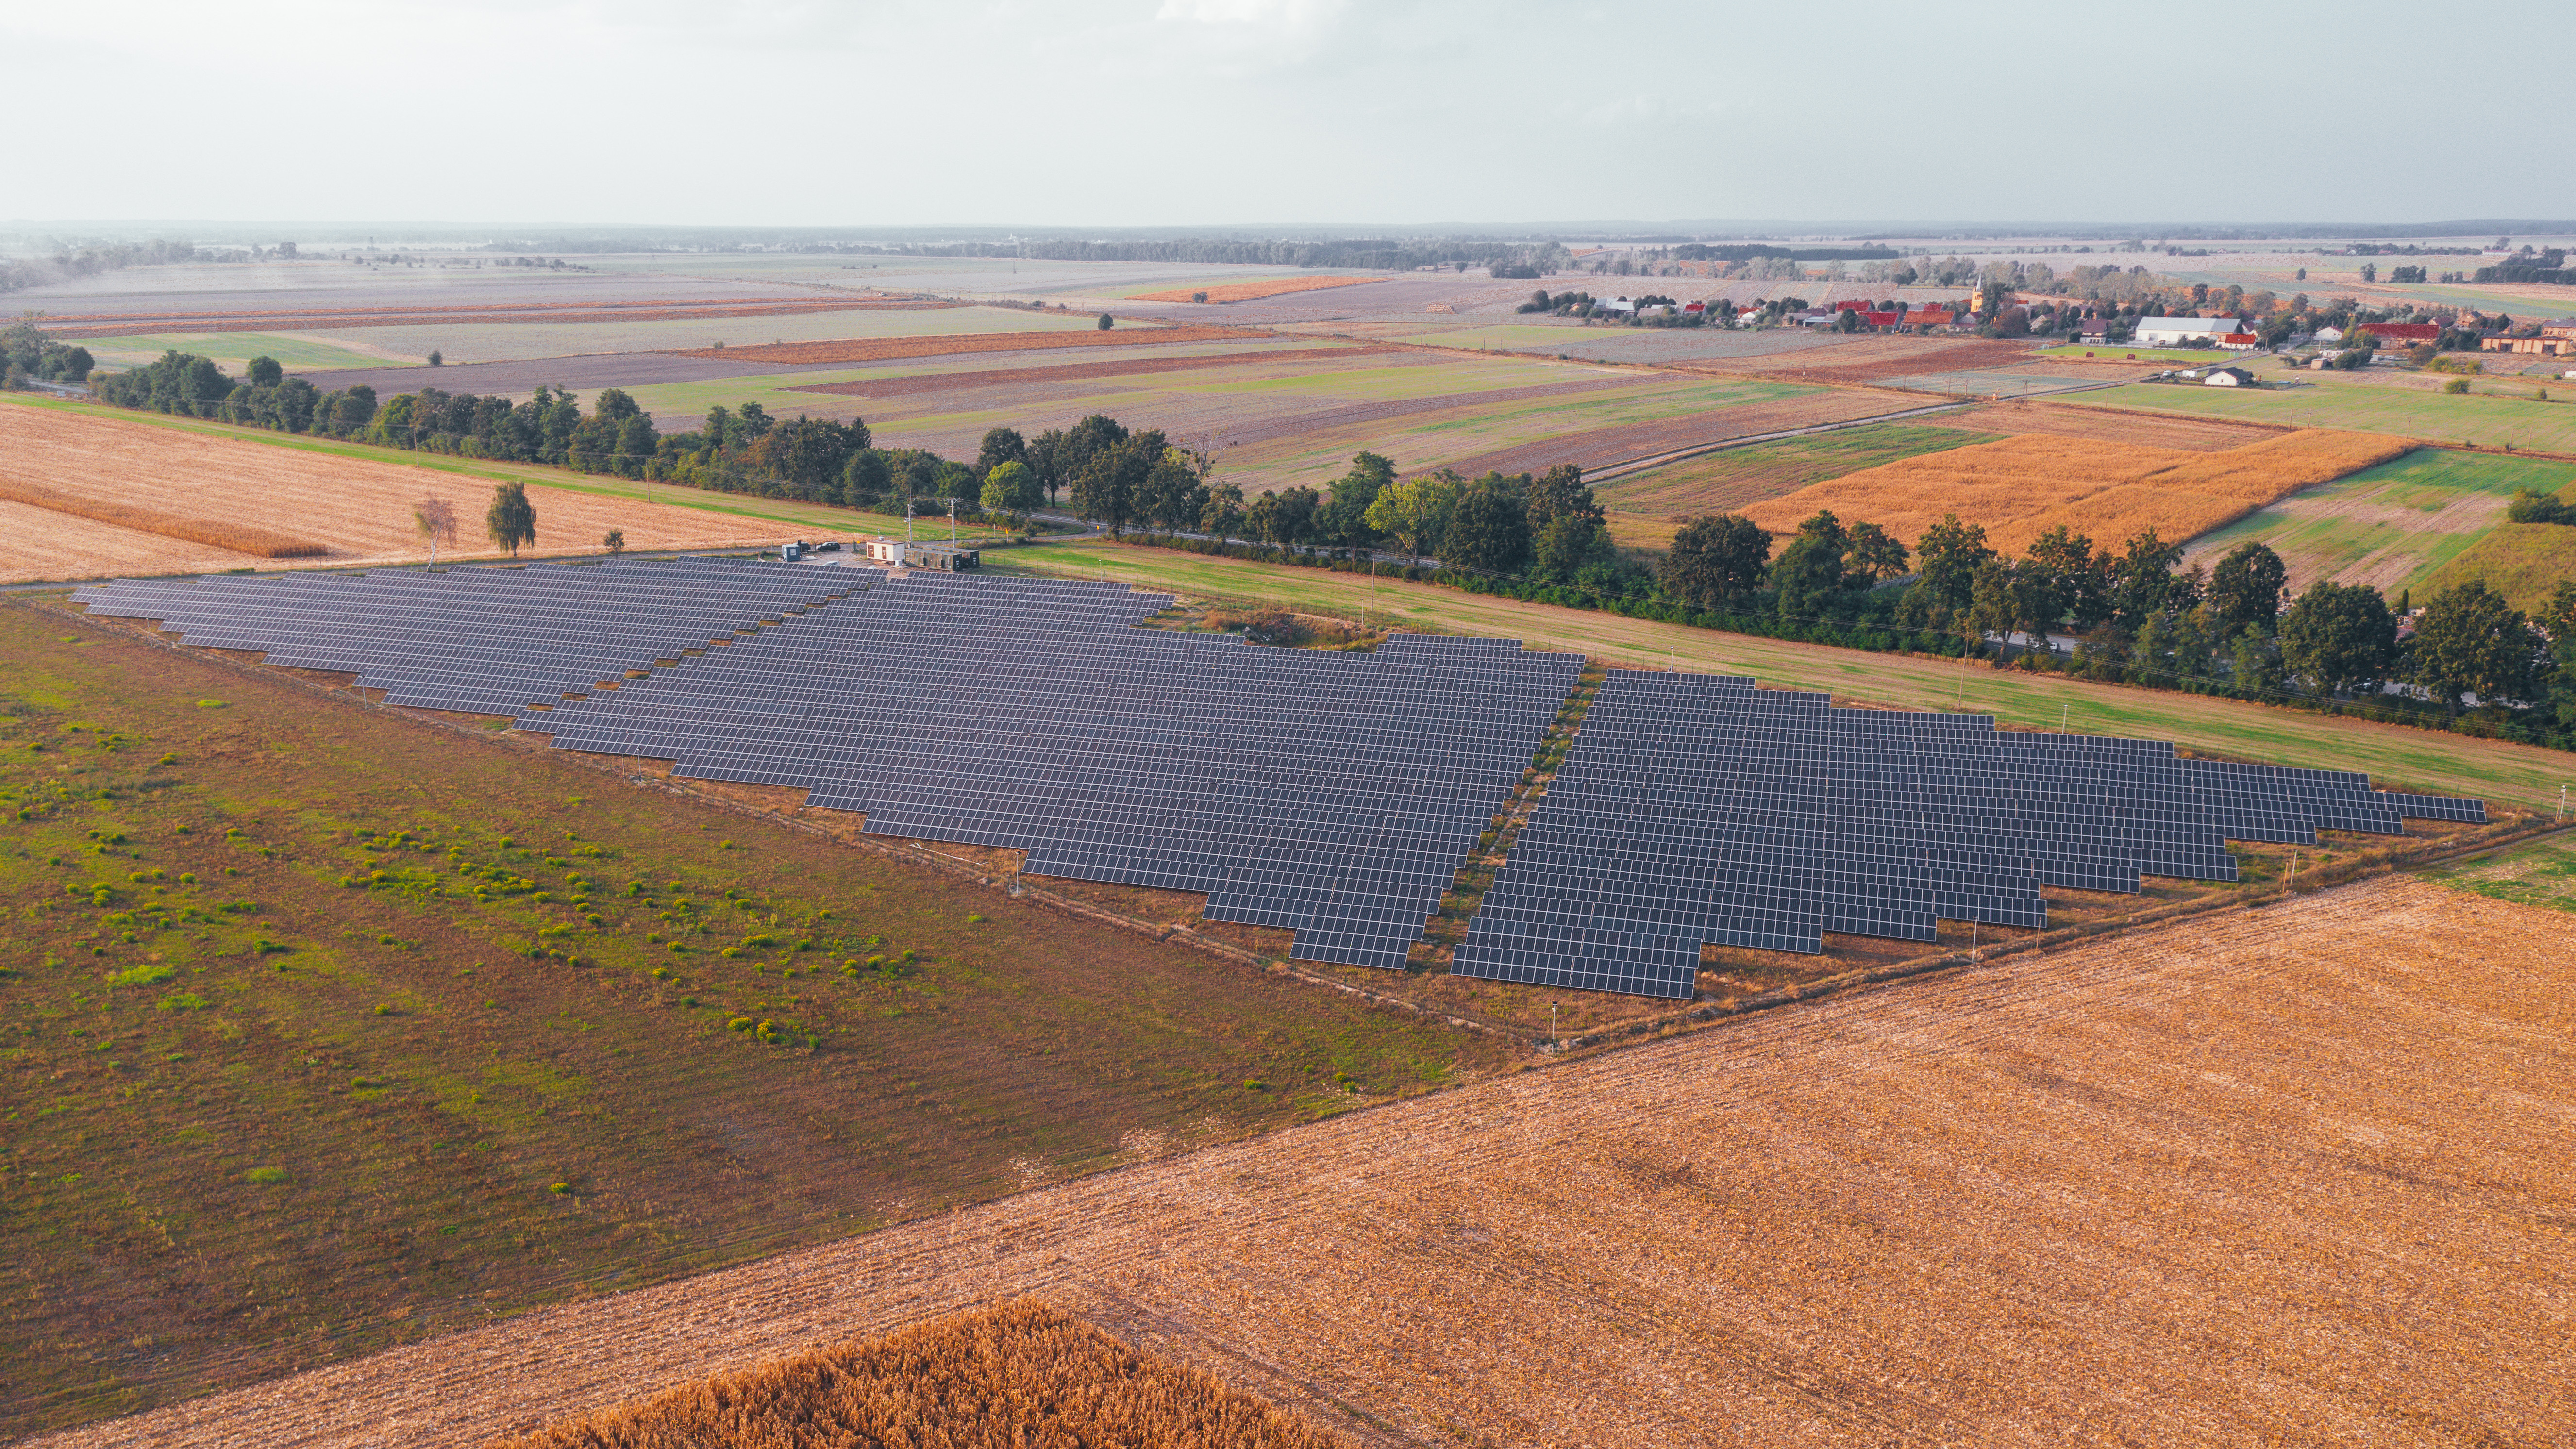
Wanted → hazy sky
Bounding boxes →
[8,0,2568,231]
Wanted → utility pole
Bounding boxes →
[2061,702,2070,733]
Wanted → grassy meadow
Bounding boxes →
[2084,370,2576,451]
[2183,447,2576,598]
[80,333,422,373]
[2416,520,2576,612]
[0,604,1512,1436]
[993,540,2576,809]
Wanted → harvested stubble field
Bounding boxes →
[0,609,1510,1438]
[1737,428,2415,555]
[0,402,812,582]
[0,475,325,558]
[76,873,2576,1449]
[663,325,1255,366]
[1699,336,2041,386]
[2083,370,2576,453]
[1129,275,1384,305]
[493,1300,1347,1449]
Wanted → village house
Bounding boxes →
[2131,317,2244,348]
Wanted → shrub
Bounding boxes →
[2444,378,2470,394]
[1243,1079,1270,1092]
[244,1166,289,1185]
[727,1016,754,1032]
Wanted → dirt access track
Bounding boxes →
[53,874,2572,1449]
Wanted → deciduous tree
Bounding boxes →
[2209,541,2288,635]
[1658,514,1770,611]
[1444,475,1533,574]
[485,482,535,557]
[1363,472,1463,563]
[412,497,455,566]
[2279,581,2397,698]
[2409,579,2538,716]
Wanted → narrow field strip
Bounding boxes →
[662,326,1258,366]
[53,876,2570,1449]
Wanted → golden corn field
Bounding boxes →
[488,1301,1347,1449]
[1738,428,2415,554]
[57,873,2573,1449]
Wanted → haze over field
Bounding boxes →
[6,0,2571,227]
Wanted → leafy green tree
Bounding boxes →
[2108,528,2190,625]
[1363,471,1464,563]
[2278,581,2398,698]
[1902,513,1995,620]
[1071,429,1165,537]
[1024,429,1066,505]
[1525,463,1602,533]
[1770,511,1850,622]
[1533,514,1620,585]
[1323,452,1395,548]
[841,449,893,504]
[246,356,283,387]
[1096,312,1114,330]
[2506,488,2571,524]
[1845,521,1909,582]
[2024,526,2110,632]
[602,529,625,555]
[977,427,1028,475]
[1445,475,1533,574]
[1137,447,1209,534]
[1963,558,2040,654]
[486,482,536,557]
[1658,514,1770,611]
[1200,480,1246,538]
[2408,579,2538,716]
[2537,581,2576,731]
[2208,541,2288,635]
[980,461,1035,523]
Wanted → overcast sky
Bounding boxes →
[8,0,2567,232]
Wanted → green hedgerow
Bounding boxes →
[244,1166,289,1184]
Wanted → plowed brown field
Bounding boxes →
[1715,337,2041,386]
[1433,390,1910,479]
[45,300,942,339]
[663,326,1255,366]
[57,874,2571,1449]
[0,402,798,581]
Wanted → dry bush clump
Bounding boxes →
[1739,428,2413,553]
[1132,277,1383,305]
[485,1300,1347,1449]
[664,326,1253,365]
[0,475,327,557]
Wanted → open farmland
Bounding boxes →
[2182,447,2576,596]
[0,399,902,582]
[67,872,2576,1449]
[1128,275,1385,304]
[1926,397,2289,449]
[2426,830,2576,915]
[78,332,426,375]
[1594,422,2004,549]
[2083,366,2576,452]
[1735,429,2414,555]
[0,609,1512,1438]
[994,542,2574,809]
[656,322,1252,366]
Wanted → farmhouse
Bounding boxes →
[2482,335,2572,355]
[2219,332,2263,350]
[2079,316,2111,342]
[2132,317,2243,347]
[2544,318,2576,340]
[1910,306,1959,331]
[1596,296,1637,314]
[2358,322,2439,346]
[2204,366,2256,387]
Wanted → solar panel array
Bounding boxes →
[76,563,2493,1001]
[1451,668,2489,1000]
[523,570,1580,969]
[74,559,855,716]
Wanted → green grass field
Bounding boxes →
[992,541,2576,810]
[2031,344,2250,366]
[79,333,420,373]
[2084,370,2576,451]
[2184,448,2576,599]
[2416,521,2576,612]
[2424,832,2576,914]
[0,607,1509,1436]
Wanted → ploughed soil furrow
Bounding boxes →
[46,300,942,338]
[52,875,2575,1449]
[662,327,1258,366]
[1435,391,1908,479]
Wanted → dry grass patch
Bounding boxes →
[1132,276,1384,305]
[487,1300,1347,1449]
[1932,398,2289,450]
[1739,428,2413,553]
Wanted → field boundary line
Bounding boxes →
[24,595,1524,1047]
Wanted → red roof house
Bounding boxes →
[2358,322,2439,344]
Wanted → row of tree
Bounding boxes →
[1,317,93,389]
